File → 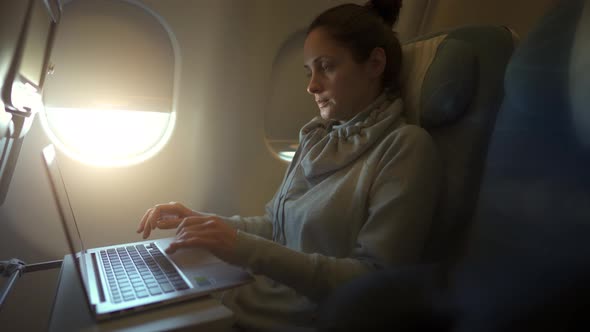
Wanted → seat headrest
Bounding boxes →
[400,32,477,128]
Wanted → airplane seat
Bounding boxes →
[452,0,590,330]
[317,0,590,330]
[398,24,516,263]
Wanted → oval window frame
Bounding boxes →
[40,0,181,167]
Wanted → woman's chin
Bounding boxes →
[320,108,334,120]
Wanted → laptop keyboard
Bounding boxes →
[100,242,189,303]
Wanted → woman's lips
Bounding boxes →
[317,100,329,108]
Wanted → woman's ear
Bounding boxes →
[368,47,387,79]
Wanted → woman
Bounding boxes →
[137,1,439,330]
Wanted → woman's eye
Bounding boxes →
[322,63,333,71]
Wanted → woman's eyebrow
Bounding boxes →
[303,56,332,69]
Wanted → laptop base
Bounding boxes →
[49,254,235,332]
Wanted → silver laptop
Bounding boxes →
[42,144,253,321]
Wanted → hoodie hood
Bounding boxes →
[298,92,405,178]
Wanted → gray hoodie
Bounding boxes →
[219,92,439,331]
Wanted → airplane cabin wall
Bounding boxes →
[417,0,560,39]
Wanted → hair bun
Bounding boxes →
[364,0,402,28]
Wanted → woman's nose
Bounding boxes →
[307,74,323,95]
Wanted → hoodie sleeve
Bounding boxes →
[226,126,440,302]
[218,201,274,240]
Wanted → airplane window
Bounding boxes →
[265,30,318,163]
[40,0,180,167]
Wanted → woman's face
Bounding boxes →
[303,27,384,121]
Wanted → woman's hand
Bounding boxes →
[162,215,238,262]
[137,202,203,239]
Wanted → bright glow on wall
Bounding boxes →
[278,151,296,162]
[40,107,175,167]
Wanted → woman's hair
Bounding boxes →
[307,0,403,92]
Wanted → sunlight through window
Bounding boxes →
[40,108,175,167]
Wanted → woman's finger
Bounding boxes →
[176,216,216,235]
[143,208,159,239]
[143,203,178,237]
[176,227,216,242]
[165,237,216,254]
[143,206,160,239]
[138,202,205,239]
[155,217,183,229]
[137,207,153,233]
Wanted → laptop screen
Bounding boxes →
[42,144,89,290]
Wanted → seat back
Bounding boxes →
[453,0,590,329]
[399,25,517,262]
[463,0,590,267]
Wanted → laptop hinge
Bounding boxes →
[91,252,107,303]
